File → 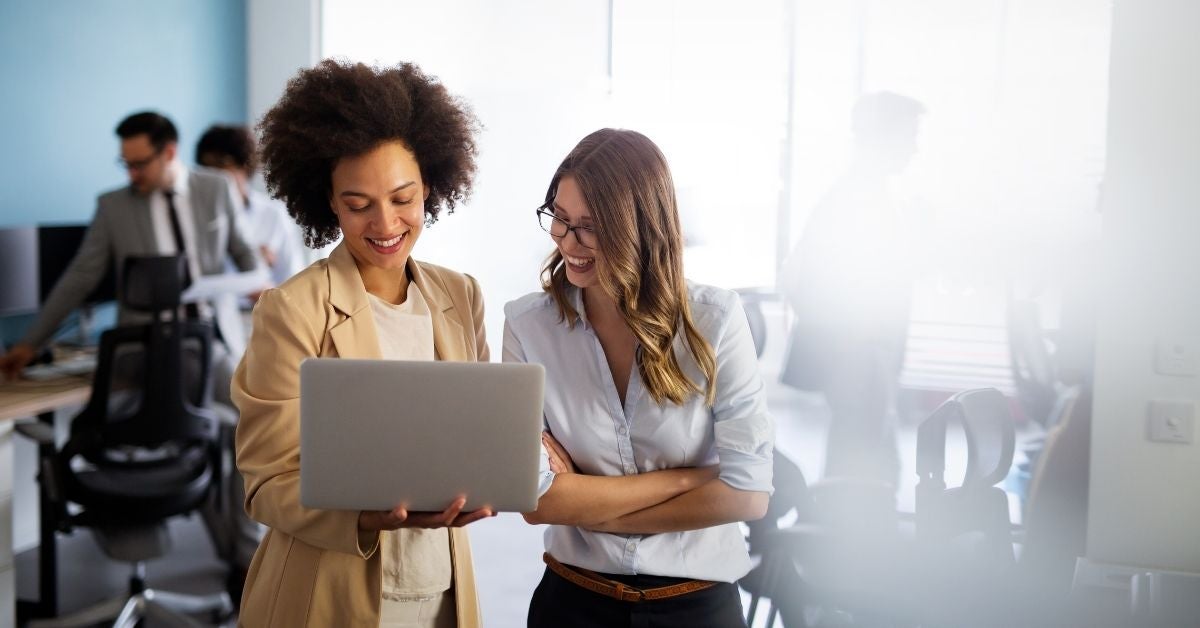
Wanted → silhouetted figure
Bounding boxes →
[780,92,926,487]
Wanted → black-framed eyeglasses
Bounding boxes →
[116,150,162,172]
[536,206,597,249]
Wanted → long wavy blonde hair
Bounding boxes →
[541,129,717,406]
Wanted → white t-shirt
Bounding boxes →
[368,283,452,600]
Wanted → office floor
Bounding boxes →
[13,304,963,627]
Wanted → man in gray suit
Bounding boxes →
[0,111,263,598]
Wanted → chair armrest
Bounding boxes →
[768,522,838,546]
[807,476,898,525]
[732,287,779,303]
[14,419,55,445]
[749,522,832,560]
[14,419,69,513]
[809,476,897,497]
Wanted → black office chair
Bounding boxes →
[743,450,914,628]
[733,288,774,359]
[1005,296,1059,429]
[915,387,1016,565]
[16,255,233,627]
[1005,292,1071,512]
[909,388,1018,627]
[1017,385,1089,598]
[742,450,813,627]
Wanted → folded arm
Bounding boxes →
[587,480,768,534]
[590,292,777,535]
[534,431,763,533]
[523,459,717,528]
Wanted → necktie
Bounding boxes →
[163,190,193,289]
[163,190,204,324]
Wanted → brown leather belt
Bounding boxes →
[543,553,718,602]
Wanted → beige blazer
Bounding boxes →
[232,243,489,627]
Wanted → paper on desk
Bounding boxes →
[181,268,271,302]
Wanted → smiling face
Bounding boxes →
[549,175,603,290]
[330,140,428,283]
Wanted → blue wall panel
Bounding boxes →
[0,0,247,227]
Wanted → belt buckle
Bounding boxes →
[613,582,646,602]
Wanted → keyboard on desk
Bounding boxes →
[22,355,97,381]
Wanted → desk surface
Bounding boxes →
[0,377,92,423]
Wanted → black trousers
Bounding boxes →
[528,566,747,628]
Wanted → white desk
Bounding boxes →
[0,376,91,624]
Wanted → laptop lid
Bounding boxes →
[300,358,544,512]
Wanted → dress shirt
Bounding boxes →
[246,189,306,286]
[502,282,774,583]
[151,160,202,282]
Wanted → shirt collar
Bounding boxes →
[569,285,593,331]
[164,159,189,195]
[247,188,270,211]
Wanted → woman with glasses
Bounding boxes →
[232,60,493,627]
[505,129,774,627]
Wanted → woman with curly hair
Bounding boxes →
[232,59,492,627]
[504,129,774,627]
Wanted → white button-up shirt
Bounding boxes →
[151,160,202,282]
[503,282,774,583]
[245,189,306,286]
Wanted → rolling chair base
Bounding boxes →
[27,587,233,628]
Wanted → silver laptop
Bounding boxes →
[300,358,544,512]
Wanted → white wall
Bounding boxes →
[323,0,613,357]
[1087,0,1200,573]
[247,0,321,130]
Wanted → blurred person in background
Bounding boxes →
[779,92,927,488]
[197,124,307,291]
[0,110,266,600]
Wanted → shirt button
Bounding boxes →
[619,426,628,435]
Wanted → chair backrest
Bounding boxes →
[957,389,1017,488]
[1020,385,1090,591]
[121,254,186,311]
[1006,295,1059,426]
[746,448,811,551]
[917,388,1016,492]
[915,388,1016,563]
[734,288,771,359]
[65,255,219,458]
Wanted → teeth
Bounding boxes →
[369,234,404,247]
[566,255,593,266]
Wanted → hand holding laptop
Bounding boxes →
[358,495,496,532]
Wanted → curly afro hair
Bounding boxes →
[258,59,479,248]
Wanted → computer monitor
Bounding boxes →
[38,224,117,306]
[0,226,39,316]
